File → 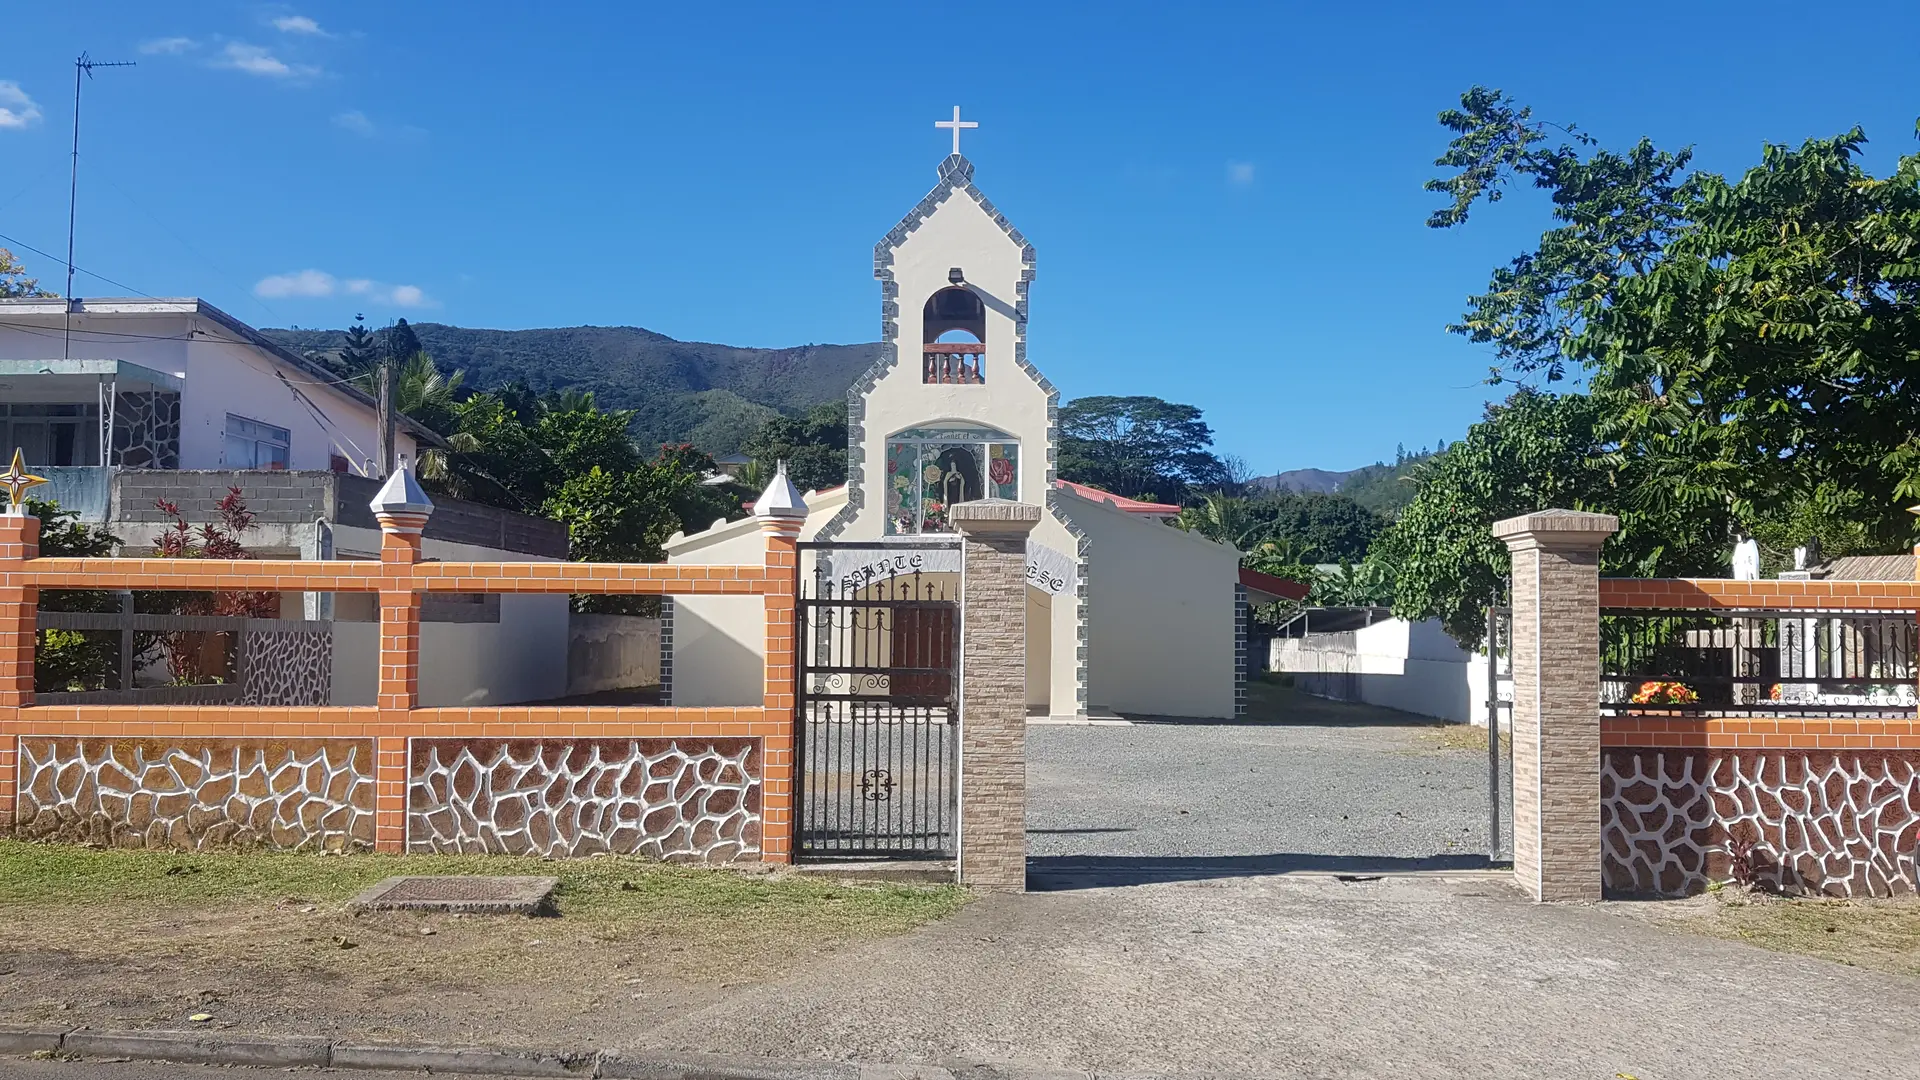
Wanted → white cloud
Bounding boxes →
[255,269,338,298]
[0,82,43,130]
[216,42,320,79]
[1226,161,1256,188]
[255,270,433,307]
[332,110,375,136]
[139,36,198,55]
[272,15,328,36]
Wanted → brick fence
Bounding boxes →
[0,482,800,862]
[1497,509,1920,900]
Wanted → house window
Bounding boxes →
[883,423,1018,535]
[0,403,102,466]
[225,414,290,470]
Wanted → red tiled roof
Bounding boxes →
[1051,479,1181,515]
[1238,566,1310,603]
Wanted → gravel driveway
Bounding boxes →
[1028,685,1512,886]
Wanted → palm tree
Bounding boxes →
[360,352,466,481]
[1175,492,1266,550]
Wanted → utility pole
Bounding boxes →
[65,52,135,360]
[376,353,395,478]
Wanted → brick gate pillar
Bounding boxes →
[1492,509,1618,901]
[753,462,808,865]
[0,512,39,834]
[370,470,433,854]
[952,499,1042,892]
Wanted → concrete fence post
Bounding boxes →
[1492,509,1618,901]
[952,499,1042,892]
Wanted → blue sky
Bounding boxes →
[3,2,1918,474]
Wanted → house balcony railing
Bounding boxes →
[923,343,984,385]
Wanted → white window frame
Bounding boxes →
[224,413,291,471]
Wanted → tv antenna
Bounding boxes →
[65,51,135,359]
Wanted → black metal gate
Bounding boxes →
[1486,603,1514,862]
[795,540,960,858]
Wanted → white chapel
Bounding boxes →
[665,119,1289,719]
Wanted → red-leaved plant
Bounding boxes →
[1725,824,1760,891]
[148,488,278,684]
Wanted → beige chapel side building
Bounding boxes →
[665,152,1248,720]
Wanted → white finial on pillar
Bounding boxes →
[369,466,435,535]
[935,105,978,156]
[753,459,809,522]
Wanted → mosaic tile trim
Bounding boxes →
[14,737,375,851]
[657,596,675,707]
[407,738,761,860]
[1233,583,1249,717]
[1602,748,1920,898]
[239,629,332,706]
[111,390,180,469]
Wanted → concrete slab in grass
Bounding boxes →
[348,875,559,916]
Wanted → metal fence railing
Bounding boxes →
[1599,607,1918,716]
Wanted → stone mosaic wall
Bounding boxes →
[1603,748,1920,897]
[239,629,332,705]
[111,390,180,469]
[407,738,761,860]
[13,737,375,850]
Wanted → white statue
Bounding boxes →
[1732,538,1761,581]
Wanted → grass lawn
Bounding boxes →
[1641,889,1920,977]
[0,840,968,1042]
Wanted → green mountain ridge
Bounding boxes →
[261,323,884,456]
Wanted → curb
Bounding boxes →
[3,1024,1104,1080]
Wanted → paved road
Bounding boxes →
[1028,687,1512,885]
[638,872,1920,1079]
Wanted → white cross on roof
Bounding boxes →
[935,105,978,155]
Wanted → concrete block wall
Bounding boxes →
[105,470,567,558]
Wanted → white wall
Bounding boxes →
[183,318,415,472]
[1268,616,1504,726]
[568,613,661,696]
[0,305,413,475]
[662,497,824,708]
[1068,491,1239,719]
[328,526,567,707]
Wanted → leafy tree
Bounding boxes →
[1309,558,1397,608]
[1427,85,1920,553]
[1057,395,1229,505]
[31,499,121,692]
[542,446,733,613]
[1249,491,1384,564]
[1333,454,1433,518]
[381,318,423,364]
[0,247,51,298]
[1373,390,1726,646]
[1174,492,1267,549]
[420,387,744,585]
[743,400,848,493]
